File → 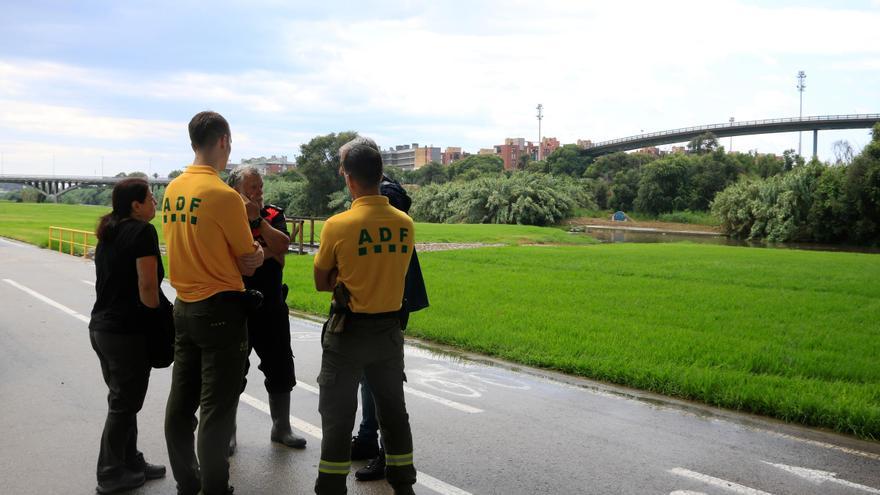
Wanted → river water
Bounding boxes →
[582,227,880,254]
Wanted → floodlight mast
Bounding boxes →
[797,71,806,156]
[536,104,543,161]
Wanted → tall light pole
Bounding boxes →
[536,103,543,161]
[797,70,806,156]
[729,117,734,152]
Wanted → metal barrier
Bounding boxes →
[49,226,95,257]
[286,216,323,254]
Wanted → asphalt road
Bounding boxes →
[1,236,879,495]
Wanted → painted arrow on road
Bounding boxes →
[763,461,880,494]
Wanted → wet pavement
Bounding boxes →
[1,236,879,495]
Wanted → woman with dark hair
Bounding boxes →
[89,178,168,494]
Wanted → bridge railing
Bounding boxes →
[586,113,880,149]
[49,226,96,258]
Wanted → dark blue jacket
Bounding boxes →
[381,176,428,313]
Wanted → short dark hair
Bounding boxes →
[188,111,230,150]
[342,144,383,187]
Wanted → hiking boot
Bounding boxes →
[350,436,379,461]
[355,449,386,481]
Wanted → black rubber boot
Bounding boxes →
[269,392,306,449]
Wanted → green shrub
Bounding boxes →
[411,173,594,226]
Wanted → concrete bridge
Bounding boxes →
[0,174,170,199]
[582,113,880,157]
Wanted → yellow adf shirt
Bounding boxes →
[162,165,255,302]
[314,195,414,313]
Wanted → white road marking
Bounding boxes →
[296,382,320,395]
[239,393,473,495]
[669,468,774,495]
[763,461,880,494]
[762,431,880,462]
[296,379,483,414]
[417,472,475,495]
[413,377,482,399]
[81,280,95,286]
[403,385,484,414]
[3,278,90,324]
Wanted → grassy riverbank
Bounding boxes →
[2,203,878,439]
[282,243,880,440]
[0,203,594,247]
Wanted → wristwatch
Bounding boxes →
[249,217,263,229]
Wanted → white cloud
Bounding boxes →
[0,0,878,174]
[0,140,186,177]
[0,100,180,141]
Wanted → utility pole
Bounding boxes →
[729,117,734,152]
[797,70,806,156]
[536,103,543,161]
[101,156,104,177]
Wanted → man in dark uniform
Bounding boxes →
[338,138,429,482]
[228,165,307,450]
[313,144,417,495]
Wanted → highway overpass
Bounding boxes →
[0,174,170,198]
[582,113,880,157]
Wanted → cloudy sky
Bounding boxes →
[1,0,879,177]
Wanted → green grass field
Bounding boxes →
[281,244,880,439]
[2,203,879,439]
[0,203,594,248]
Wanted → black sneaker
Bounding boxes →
[96,469,146,494]
[143,462,166,480]
[350,436,379,461]
[355,450,386,481]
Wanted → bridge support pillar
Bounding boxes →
[812,129,818,160]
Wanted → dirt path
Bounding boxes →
[567,217,722,234]
[415,242,505,252]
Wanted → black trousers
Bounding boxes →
[242,301,296,394]
[164,292,249,495]
[90,330,152,482]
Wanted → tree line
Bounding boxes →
[4,125,878,243]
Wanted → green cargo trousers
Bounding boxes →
[164,292,249,495]
[315,316,417,495]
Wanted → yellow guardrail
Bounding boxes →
[49,226,96,257]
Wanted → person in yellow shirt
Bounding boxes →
[313,143,417,495]
[162,111,263,495]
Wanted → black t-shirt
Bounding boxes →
[89,220,164,333]
[243,205,288,306]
